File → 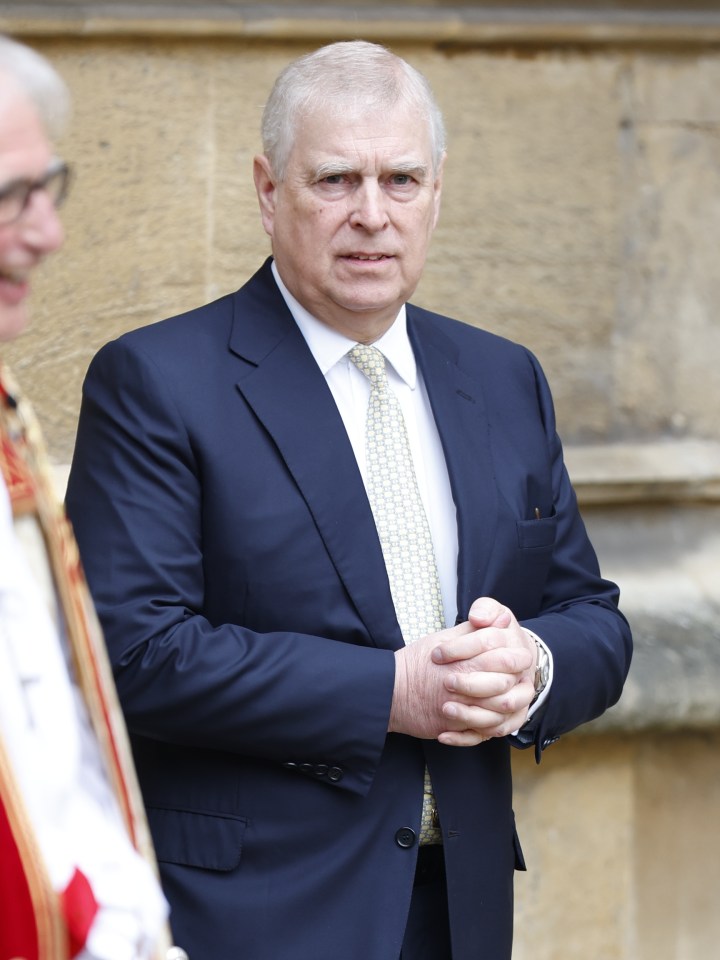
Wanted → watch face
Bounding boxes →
[534,645,549,692]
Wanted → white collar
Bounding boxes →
[271,260,417,388]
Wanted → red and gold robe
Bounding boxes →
[0,363,173,960]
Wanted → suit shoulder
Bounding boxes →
[114,291,236,353]
[84,293,239,393]
[105,259,277,358]
[407,303,535,363]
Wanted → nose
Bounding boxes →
[20,187,65,255]
[349,180,389,232]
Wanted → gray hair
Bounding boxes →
[261,40,446,181]
[0,35,70,138]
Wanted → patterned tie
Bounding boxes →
[349,343,443,845]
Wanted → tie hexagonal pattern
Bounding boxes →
[349,343,443,845]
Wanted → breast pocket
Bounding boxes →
[516,514,557,551]
[502,514,559,615]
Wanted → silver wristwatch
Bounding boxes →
[532,638,550,702]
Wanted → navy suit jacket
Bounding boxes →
[66,259,631,960]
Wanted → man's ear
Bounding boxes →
[253,154,277,237]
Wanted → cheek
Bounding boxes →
[405,220,433,256]
[306,202,334,229]
[276,200,344,260]
[413,209,438,249]
[301,195,344,226]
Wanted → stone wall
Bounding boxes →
[2,5,719,957]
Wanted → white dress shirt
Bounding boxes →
[272,261,459,628]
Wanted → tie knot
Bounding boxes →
[348,343,388,390]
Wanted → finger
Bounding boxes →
[447,624,532,663]
[441,700,532,740]
[438,648,532,686]
[431,628,491,665]
[437,729,490,747]
[432,626,516,664]
[440,707,530,743]
[468,597,512,629]
[441,701,505,729]
[432,620,476,642]
[459,680,536,718]
[444,669,517,700]
[467,645,533,675]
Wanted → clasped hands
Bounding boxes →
[389,597,537,746]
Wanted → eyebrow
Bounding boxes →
[312,158,430,180]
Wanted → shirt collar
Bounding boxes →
[271,260,417,389]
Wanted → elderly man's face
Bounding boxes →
[0,87,64,342]
[254,99,444,343]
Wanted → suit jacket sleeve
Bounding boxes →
[408,313,632,761]
[66,336,395,798]
[506,348,633,759]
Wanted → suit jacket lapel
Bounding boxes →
[408,311,499,622]
[228,263,402,650]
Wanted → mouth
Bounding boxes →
[343,253,393,262]
[0,267,32,306]
[0,267,31,285]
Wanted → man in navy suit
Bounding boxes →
[66,40,632,960]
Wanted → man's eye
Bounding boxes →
[390,174,413,186]
[0,182,25,204]
[321,174,345,185]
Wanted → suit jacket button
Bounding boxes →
[395,827,417,849]
[314,764,328,777]
[327,766,343,782]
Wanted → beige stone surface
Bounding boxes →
[5,39,278,461]
[513,732,720,960]
[419,50,625,439]
[513,737,635,960]
[632,733,720,960]
[614,55,720,441]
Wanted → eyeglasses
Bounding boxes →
[0,160,71,226]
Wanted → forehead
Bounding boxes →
[289,100,433,172]
[0,87,52,181]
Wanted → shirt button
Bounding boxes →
[395,827,417,849]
